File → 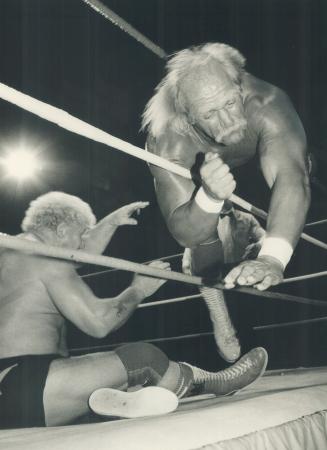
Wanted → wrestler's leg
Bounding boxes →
[88,347,268,418]
[44,343,172,426]
[159,347,267,398]
[183,242,241,363]
[44,351,128,426]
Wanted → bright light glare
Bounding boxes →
[1,150,41,181]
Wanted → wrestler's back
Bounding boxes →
[0,243,68,359]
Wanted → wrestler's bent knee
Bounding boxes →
[115,343,169,387]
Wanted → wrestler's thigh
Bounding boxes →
[44,351,127,426]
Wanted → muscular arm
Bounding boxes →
[222,87,310,290]
[83,218,118,255]
[83,202,148,255]
[42,263,145,338]
[148,133,220,247]
[258,88,311,247]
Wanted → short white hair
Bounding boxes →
[22,191,96,233]
[142,43,246,138]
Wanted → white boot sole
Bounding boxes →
[89,386,178,418]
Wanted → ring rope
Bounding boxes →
[2,3,322,353]
[305,218,327,228]
[70,309,327,354]
[81,252,183,279]
[82,0,167,59]
[141,270,327,308]
[282,270,327,284]
[0,233,202,286]
[0,233,326,308]
[80,0,327,252]
[69,331,214,355]
[253,316,327,331]
[139,294,201,309]
[0,82,325,252]
[140,286,327,309]
[82,263,327,285]
[70,315,327,354]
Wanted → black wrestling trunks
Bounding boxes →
[0,354,58,428]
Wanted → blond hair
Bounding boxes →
[142,43,246,138]
[22,191,96,232]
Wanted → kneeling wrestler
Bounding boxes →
[0,192,267,427]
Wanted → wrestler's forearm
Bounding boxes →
[266,174,311,246]
[83,219,118,254]
[167,201,220,247]
[98,287,145,335]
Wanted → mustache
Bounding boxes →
[215,118,247,143]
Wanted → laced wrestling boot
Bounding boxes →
[180,347,268,397]
[200,286,241,363]
[182,249,241,363]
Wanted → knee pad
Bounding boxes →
[115,343,169,387]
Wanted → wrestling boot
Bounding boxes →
[89,386,178,419]
[200,286,241,362]
[179,347,267,397]
[182,249,241,363]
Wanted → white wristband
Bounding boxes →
[195,187,224,214]
[258,237,293,269]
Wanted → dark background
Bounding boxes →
[0,0,326,371]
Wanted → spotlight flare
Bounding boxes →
[1,150,41,180]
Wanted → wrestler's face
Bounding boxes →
[182,64,247,145]
[58,223,89,250]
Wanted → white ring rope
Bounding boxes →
[81,252,183,279]
[81,250,327,286]
[0,233,326,308]
[0,4,322,353]
[0,83,190,179]
[0,233,202,286]
[0,81,325,251]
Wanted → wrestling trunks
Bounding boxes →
[0,354,58,428]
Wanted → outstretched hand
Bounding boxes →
[131,260,171,298]
[107,201,149,227]
[224,255,284,291]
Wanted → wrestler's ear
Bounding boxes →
[56,222,67,239]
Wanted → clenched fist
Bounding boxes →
[200,152,236,201]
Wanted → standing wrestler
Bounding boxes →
[0,192,267,428]
[142,43,310,362]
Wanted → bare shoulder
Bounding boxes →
[244,74,305,138]
[146,128,198,169]
[243,74,287,108]
[0,234,77,281]
[39,257,77,283]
